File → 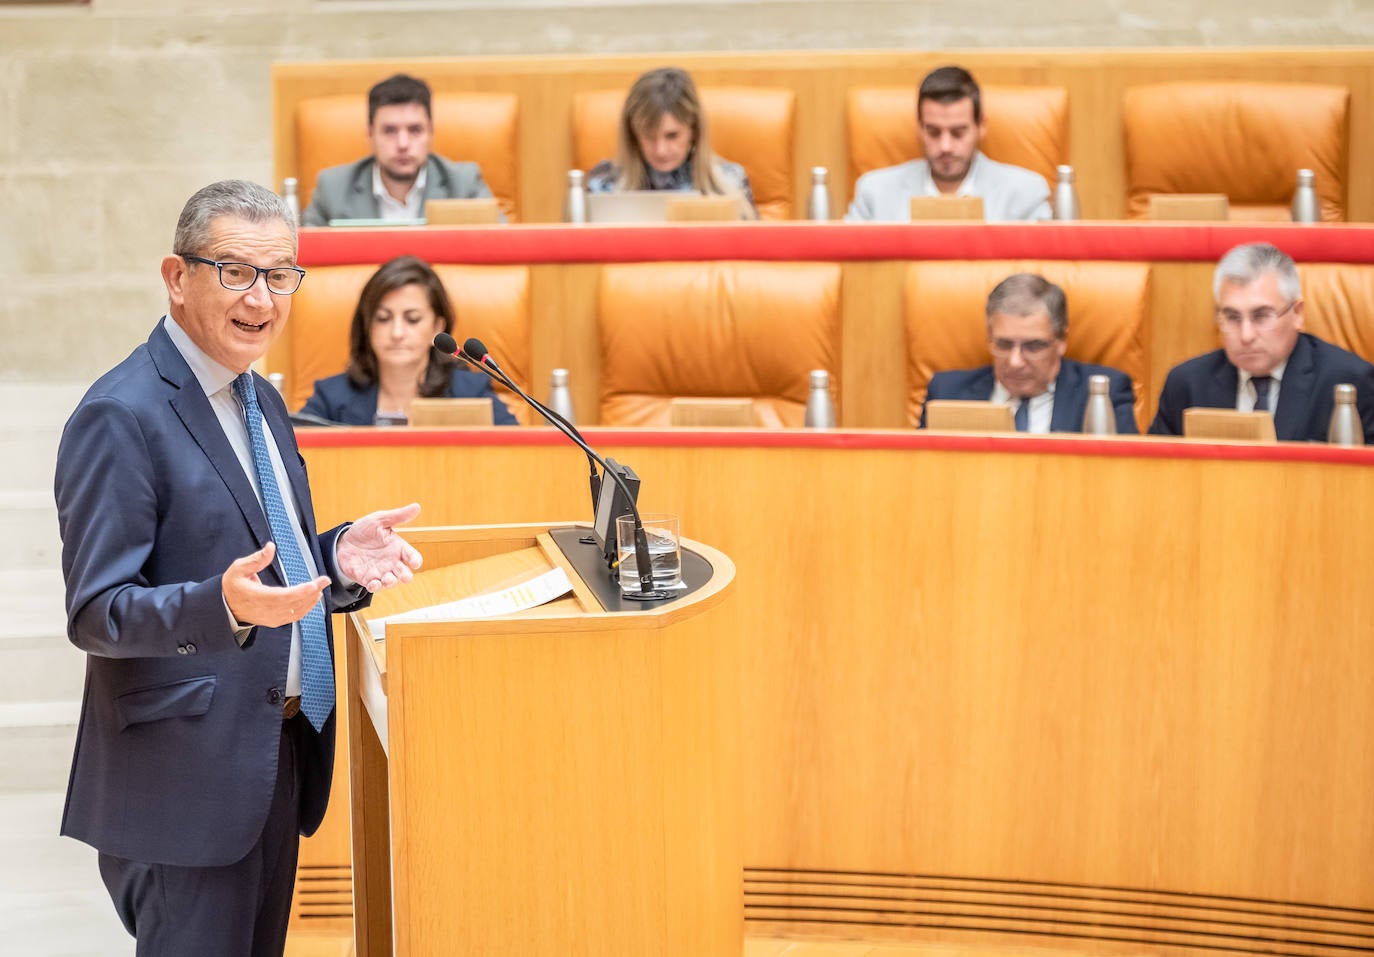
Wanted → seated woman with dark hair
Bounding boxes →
[587,66,758,218]
[300,255,517,426]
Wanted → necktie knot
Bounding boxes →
[1252,375,1274,412]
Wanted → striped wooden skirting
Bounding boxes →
[293,863,352,926]
[744,869,1374,957]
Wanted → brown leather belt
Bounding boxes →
[282,696,301,719]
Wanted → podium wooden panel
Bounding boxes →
[296,428,1374,956]
[342,521,739,956]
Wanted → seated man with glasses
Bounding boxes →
[1149,242,1374,442]
[920,272,1138,433]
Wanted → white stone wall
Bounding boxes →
[3,0,1371,382]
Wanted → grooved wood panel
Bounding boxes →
[298,433,1374,954]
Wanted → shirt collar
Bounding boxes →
[990,374,1056,406]
[371,161,427,206]
[1239,361,1287,391]
[922,150,986,198]
[163,314,240,398]
[646,159,693,191]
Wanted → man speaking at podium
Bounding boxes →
[54,179,423,956]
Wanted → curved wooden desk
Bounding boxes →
[301,427,1374,955]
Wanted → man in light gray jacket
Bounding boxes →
[847,65,1051,223]
[301,73,494,227]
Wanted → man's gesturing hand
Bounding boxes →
[223,541,329,627]
[337,502,423,592]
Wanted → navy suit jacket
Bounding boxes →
[920,357,1139,433]
[299,368,518,426]
[1148,332,1374,442]
[54,320,369,868]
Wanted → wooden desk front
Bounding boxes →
[300,427,1374,953]
[272,221,1374,431]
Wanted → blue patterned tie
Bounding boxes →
[233,373,334,731]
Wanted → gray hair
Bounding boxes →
[1213,242,1301,301]
[172,179,296,256]
[985,272,1068,339]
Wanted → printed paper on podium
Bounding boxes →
[368,566,574,639]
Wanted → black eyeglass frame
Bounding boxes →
[180,254,307,295]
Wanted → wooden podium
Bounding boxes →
[343,522,740,957]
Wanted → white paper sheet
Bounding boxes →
[368,567,574,640]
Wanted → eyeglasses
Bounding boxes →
[989,338,1055,357]
[1216,300,1296,330]
[181,255,306,295]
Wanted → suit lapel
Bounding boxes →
[1049,359,1082,433]
[148,323,276,569]
[1274,333,1315,440]
[969,367,996,400]
[1206,353,1240,409]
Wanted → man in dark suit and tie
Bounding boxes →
[1149,242,1374,442]
[54,179,424,956]
[920,272,1138,433]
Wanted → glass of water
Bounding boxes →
[615,513,682,593]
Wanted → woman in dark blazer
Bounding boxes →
[300,255,517,426]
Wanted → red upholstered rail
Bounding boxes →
[299,222,1374,267]
[296,426,1374,466]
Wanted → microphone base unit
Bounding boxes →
[592,458,641,569]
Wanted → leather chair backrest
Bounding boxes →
[1299,264,1374,366]
[846,85,1068,199]
[275,263,531,422]
[1122,83,1349,222]
[598,262,841,426]
[295,92,521,221]
[904,261,1152,429]
[571,87,796,220]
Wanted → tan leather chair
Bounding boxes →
[904,261,1152,429]
[295,92,521,221]
[270,263,531,423]
[1299,264,1374,365]
[845,85,1068,199]
[598,262,841,426]
[1122,83,1349,222]
[571,87,796,220]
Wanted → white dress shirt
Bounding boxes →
[372,163,427,221]
[165,317,317,695]
[1236,363,1286,413]
[991,379,1057,434]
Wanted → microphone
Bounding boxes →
[434,332,600,506]
[432,333,665,598]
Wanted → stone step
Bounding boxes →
[0,717,77,794]
[2,489,61,571]
[0,382,85,495]
[0,638,84,707]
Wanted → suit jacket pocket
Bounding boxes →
[115,675,217,731]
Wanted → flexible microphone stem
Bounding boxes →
[437,335,600,507]
[433,334,661,596]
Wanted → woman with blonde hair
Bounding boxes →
[587,67,757,218]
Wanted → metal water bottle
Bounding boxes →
[564,170,587,224]
[1292,169,1319,224]
[807,167,831,222]
[1052,165,1080,221]
[804,370,836,428]
[1328,383,1363,446]
[282,177,300,226]
[1081,374,1117,435]
[547,368,576,424]
[267,372,286,397]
